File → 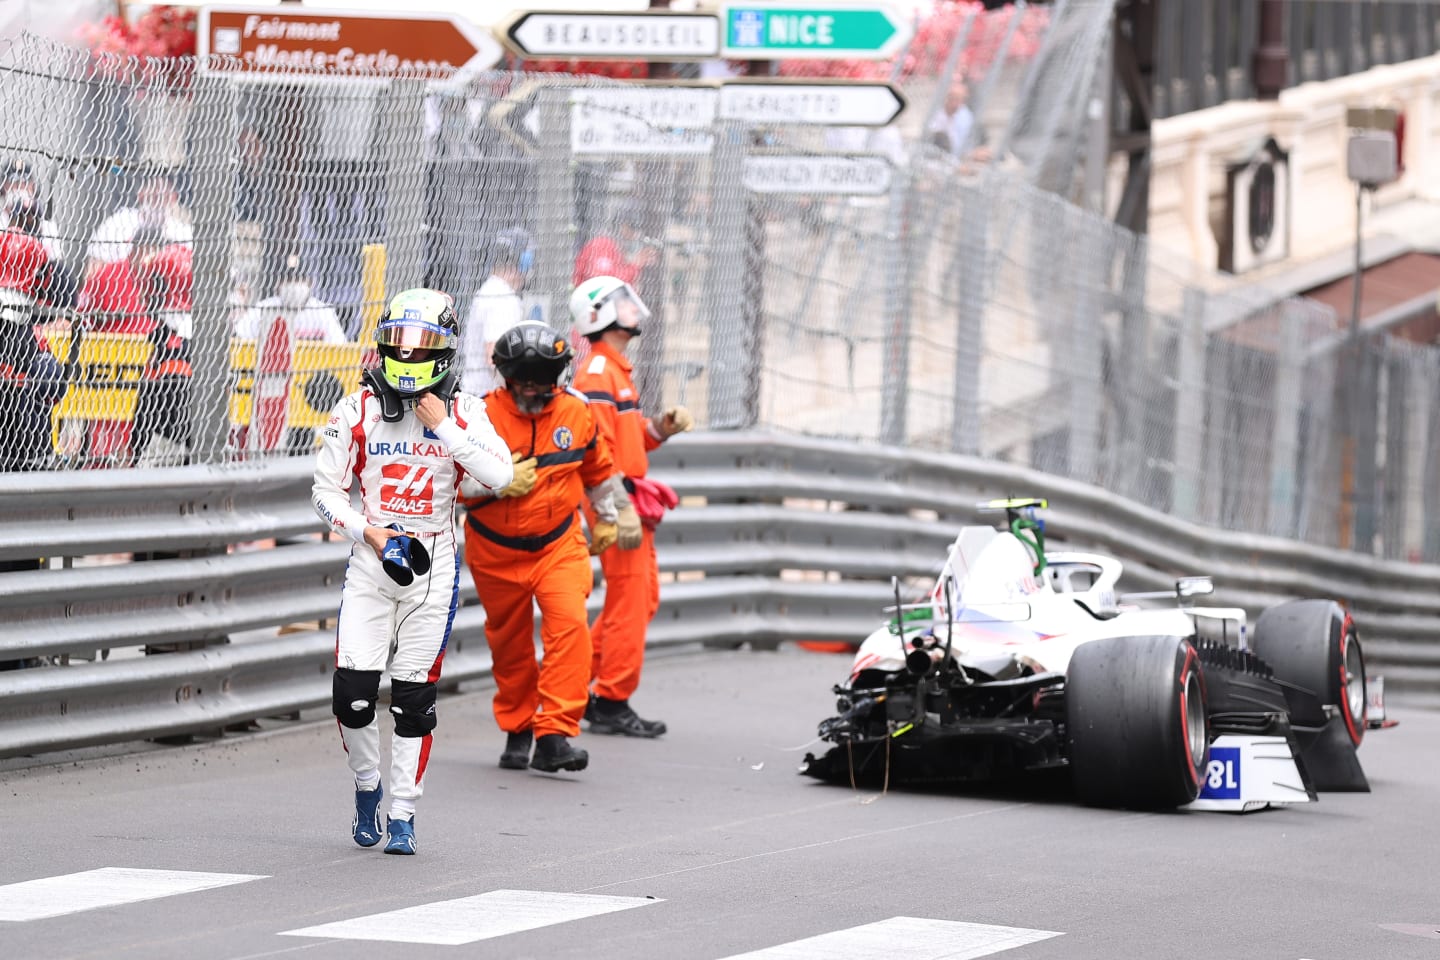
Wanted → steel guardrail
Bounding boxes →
[2,431,1437,758]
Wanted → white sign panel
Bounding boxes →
[743,155,893,195]
[571,87,717,155]
[718,82,904,126]
[506,13,721,58]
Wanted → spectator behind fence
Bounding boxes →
[926,76,992,166]
[79,227,168,335]
[4,192,76,313]
[85,175,192,278]
[0,227,66,472]
[462,227,534,395]
[0,159,62,262]
[234,258,348,344]
[0,224,64,665]
[76,229,189,464]
[132,243,194,467]
[573,198,657,290]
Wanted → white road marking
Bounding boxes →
[0,868,267,922]
[279,889,660,946]
[1378,925,1440,940]
[716,916,1062,960]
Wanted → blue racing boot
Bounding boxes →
[352,783,383,848]
[384,817,416,855]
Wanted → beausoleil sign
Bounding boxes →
[501,11,722,59]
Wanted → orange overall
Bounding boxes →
[461,387,614,738]
[572,341,664,702]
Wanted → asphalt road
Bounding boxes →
[3,645,1438,960]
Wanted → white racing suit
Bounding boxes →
[312,384,512,808]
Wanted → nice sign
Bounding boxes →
[720,2,912,60]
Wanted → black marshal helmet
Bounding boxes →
[492,322,574,389]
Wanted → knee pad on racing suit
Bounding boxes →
[389,679,438,738]
[333,668,382,728]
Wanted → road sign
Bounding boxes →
[743,155,894,195]
[198,8,502,78]
[501,11,721,60]
[720,2,912,60]
[571,87,717,155]
[719,81,905,126]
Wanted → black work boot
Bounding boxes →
[499,730,533,770]
[587,697,667,738]
[530,734,589,773]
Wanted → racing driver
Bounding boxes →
[312,287,512,856]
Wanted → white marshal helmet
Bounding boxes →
[569,275,651,337]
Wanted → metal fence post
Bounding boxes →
[188,73,238,466]
[950,180,987,456]
[380,78,428,297]
[1382,348,1411,560]
[1267,305,1303,538]
[1354,340,1381,554]
[1110,233,1149,498]
[1065,210,1107,485]
[879,163,911,446]
[1424,357,1440,562]
[533,86,575,326]
[704,122,749,430]
[1172,288,1207,522]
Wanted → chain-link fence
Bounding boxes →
[1,22,1436,560]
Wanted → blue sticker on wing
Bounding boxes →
[1199,746,1240,799]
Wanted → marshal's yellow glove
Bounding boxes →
[496,452,538,499]
[589,521,618,555]
[616,503,643,549]
[658,405,693,438]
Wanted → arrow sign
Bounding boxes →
[743,155,894,195]
[572,87,717,155]
[502,11,721,60]
[198,7,502,78]
[721,2,912,60]
[719,81,905,126]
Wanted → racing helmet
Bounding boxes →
[492,321,574,389]
[568,275,649,338]
[375,288,459,395]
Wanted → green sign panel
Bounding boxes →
[720,4,912,60]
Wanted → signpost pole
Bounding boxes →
[705,122,750,429]
[637,0,676,413]
[534,86,575,328]
[878,159,911,446]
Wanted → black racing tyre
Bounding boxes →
[1066,635,1209,809]
[1252,599,1366,747]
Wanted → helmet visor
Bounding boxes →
[595,285,650,331]
[377,317,454,350]
[498,356,568,386]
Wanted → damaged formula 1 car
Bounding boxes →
[801,499,1378,812]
